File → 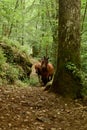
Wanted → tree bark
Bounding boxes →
[51,0,82,98]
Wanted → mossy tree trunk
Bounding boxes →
[51,0,82,98]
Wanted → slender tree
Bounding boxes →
[51,0,82,98]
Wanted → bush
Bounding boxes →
[29,76,39,86]
[82,74,87,96]
[0,48,6,66]
[1,63,19,84]
[0,48,7,78]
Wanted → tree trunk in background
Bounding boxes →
[51,0,58,68]
[8,0,19,38]
[21,0,25,45]
[2,24,9,37]
[51,0,82,98]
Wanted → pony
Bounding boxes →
[41,56,54,85]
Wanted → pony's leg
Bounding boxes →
[48,75,53,81]
[38,75,42,84]
[41,76,48,86]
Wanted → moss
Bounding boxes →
[0,42,32,85]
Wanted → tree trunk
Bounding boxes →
[8,0,19,38]
[51,0,82,98]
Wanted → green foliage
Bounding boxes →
[0,36,21,49]
[0,48,7,82]
[80,0,87,96]
[0,0,57,60]
[29,76,39,86]
[65,62,85,82]
[81,75,87,96]
[0,48,6,66]
[4,64,19,84]
[0,0,87,91]
[14,80,28,88]
[81,41,87,73]
[0,63,18,84]
[0,36,33,56]
[81,0,87,73]
[0,37,32,86]
[65,62,87,97]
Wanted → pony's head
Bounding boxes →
[41,56,49,71]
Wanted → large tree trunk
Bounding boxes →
[51,0,82,98]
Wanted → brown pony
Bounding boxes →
[41,56,54,85]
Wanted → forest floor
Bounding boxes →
[0,58,87,130]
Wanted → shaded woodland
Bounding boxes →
[0,0,87,129]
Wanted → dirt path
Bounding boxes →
[0,58,87,130]
[0,85,87,130]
